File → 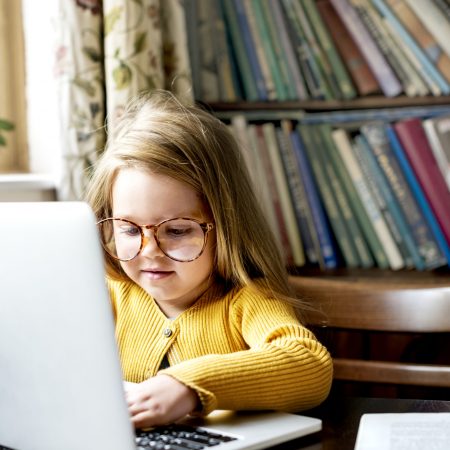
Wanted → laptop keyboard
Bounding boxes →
[135,424,238,450]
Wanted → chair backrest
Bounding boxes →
[289,275,450,388]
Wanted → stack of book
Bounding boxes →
[226,106,450,270]
[185,0,450,102]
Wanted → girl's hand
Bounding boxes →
[124,374,199,428]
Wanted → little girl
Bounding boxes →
[85,90,332,429]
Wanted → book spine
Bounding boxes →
[220,0,259,100]
[394,118,450,246]
[302,0,357,100]
[277,121,321,265]
[371,124,448,268]
[329,0,402,97]
[299,124,361,268]
[357,125,424,270]
[316,0,380,96]
[210,0,240,101]
[405,0,450,60]
[250,0,288,100]
[385,0,450,85]
[331,128,390,268]
[291,126,339,268]
[262,122,305,266]
[281,0,328,99]
[254,124,295,265]
[422,116,450,192]
[266,0,309,100]
[318,124,374,267]
[371,0,450,94]
[242,0,277,100]
[232,0,269,100]
[386,124,450,265]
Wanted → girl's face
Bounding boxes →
[111,168,216,317]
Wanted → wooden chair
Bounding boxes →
[289,274,450,389]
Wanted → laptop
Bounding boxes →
[0,201,321,450]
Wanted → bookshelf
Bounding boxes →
[185,0,450,281]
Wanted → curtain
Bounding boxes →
[54,0,193,200]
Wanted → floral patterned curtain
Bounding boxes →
[55,0,193,200]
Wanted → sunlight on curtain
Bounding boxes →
[55,0,193,200]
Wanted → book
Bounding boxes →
[394,118,450,247]
[230,116,280,250]
[404,0,450,60]
[242,0,277,100]
[316,0,380,96]
[291,0,340,99]
[210,0,241,101]
[265,0,309,100]
[357,125,424,270]
[184,0,202,100]
[220,0,259,100]
[331,128,390,269]
[302,0,357,100]
[299,124,361,268]
[386,124,450,265]
[262,122,305,267]
[371,0,450,95]
[196,0,220,102]
[329,0,402,97]
[385,0,450,85]
[277,120,321,265]
[318,124,374,267]
[281,0,330,100]
[291,126,340,269]
[352,0,431,97]
[232,0,269,100]
[422,114,450,192]
[250,0,289,101]
[371,123,448,269]
[253,123,295,265]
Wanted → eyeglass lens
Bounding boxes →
[98,218,207,262]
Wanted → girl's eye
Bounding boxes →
[121,225,140,236]
[166,227,191,236]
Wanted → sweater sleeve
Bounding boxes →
[160,289,333,415]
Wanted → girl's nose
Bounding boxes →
[140,231,164,258]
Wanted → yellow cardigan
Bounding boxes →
[108,279,333,415]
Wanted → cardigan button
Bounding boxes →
[163,328,173,338]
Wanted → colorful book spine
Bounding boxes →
[266,0,309,100]
[302,0,357,100]
[357,126,424,270]
[281,0,328,99]
[262,123,305,267]
[316,0,380,96]
[242,0,277,100]
[332,128,389,269]
[368,123,447,269]
[220,0,259,100]
[386,124,450,265]
[318,124,374,267]
[299,124,361,268]
[394,118,450,247]
[291,126,339,268]
[371,0,450,94]
[277,121,321,265]
[329,0,402,97]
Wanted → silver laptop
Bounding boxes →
[0,201,321,450]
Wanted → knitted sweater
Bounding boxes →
[108,279,333,415]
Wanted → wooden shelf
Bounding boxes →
[204,96,450,112]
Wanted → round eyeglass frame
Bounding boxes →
[96,217,215,263]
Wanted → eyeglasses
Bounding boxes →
[97,217,214,263]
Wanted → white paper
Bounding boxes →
[354,413,450,450]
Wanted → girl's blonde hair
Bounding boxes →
[85,90,296,301]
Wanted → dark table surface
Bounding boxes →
[273,396,450,450]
